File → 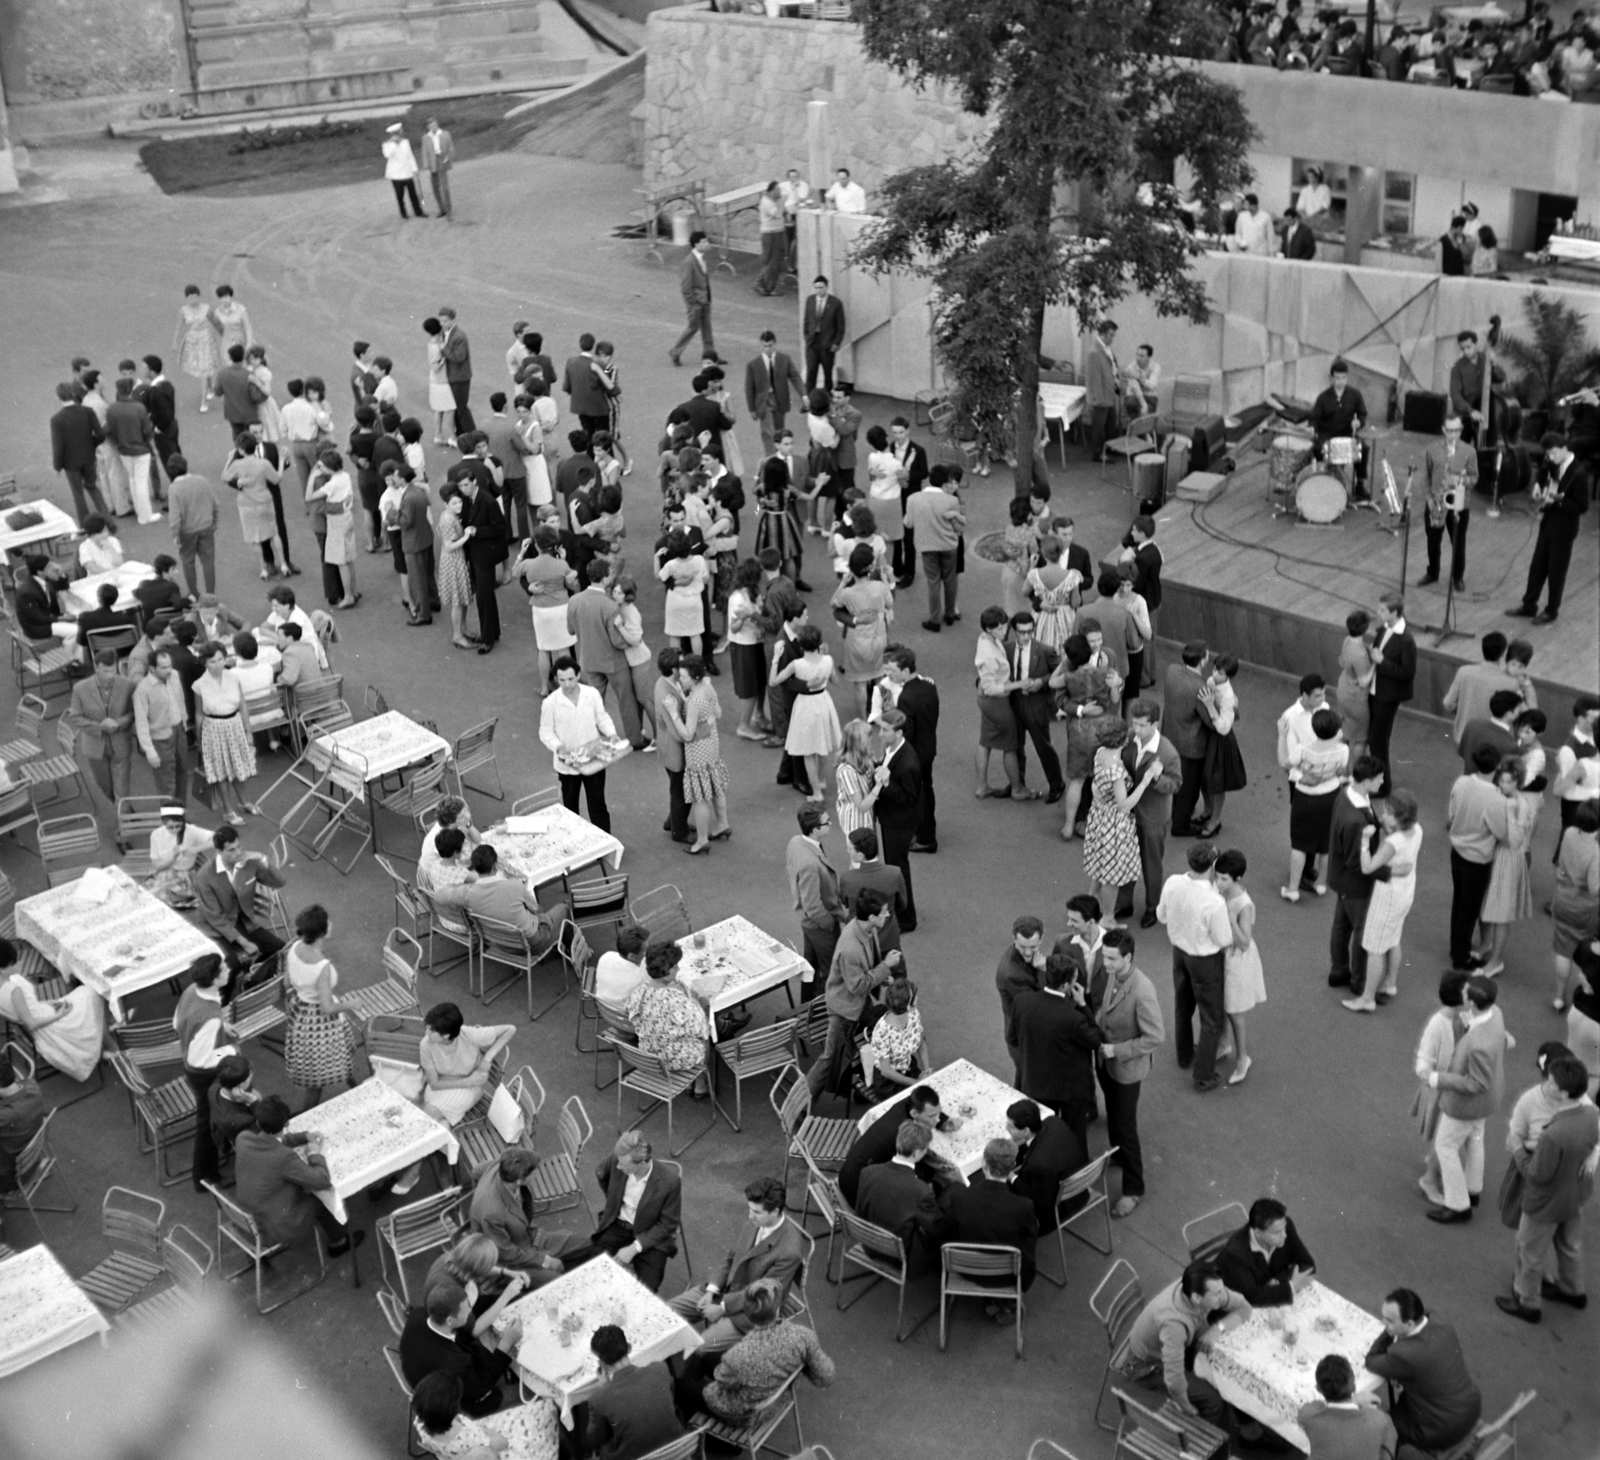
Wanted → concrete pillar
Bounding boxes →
[0,55,19,195]
[1344,165,1383,264]
[806,98,829,195]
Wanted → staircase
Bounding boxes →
[182,0,616,114]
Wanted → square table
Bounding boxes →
[286,1076,459,1223]
[14,865,223,1021]
[496,1255,702,1428]
[308,710,453,857]
[61,561,152,617]
[1199,1279,1385,1452]
[0,500,79,559]
[1547,235,1600,264]
[0,1245,111,1379]
[675,915,806,1042]
[857,1058,1046,1178]
[484,805,625,890]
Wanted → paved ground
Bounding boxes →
[0,143,1595,1459]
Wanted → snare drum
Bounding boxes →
[1270,435,1312,494]
[1296,472,1348,524]
[1326,437,1356,467]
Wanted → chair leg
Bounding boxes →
[1038,1218,1069,1289]
[938,1286,948,1350]
[1094,1363,1119,1432]
[835,1263,882,1311]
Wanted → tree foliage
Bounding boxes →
[1497,290,1600,408]
[851,0,1256,480]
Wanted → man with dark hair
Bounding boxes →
[452,457,507,653]
[66,648,135,808]
[1448,329,1504,446]
[1299,1354,1398,1459]
[167,450,221,596]
[1013,952,1102,1151]
[561,1131,682,1292]
[133,650,188,804]
[887,417,929,587]
[584,1324,686,1458]
[803,274,846,391]
[1126,1260,1250,1423]
[1510,432,1591,624]
[1214,1197,1318,1307]
[1366,593,1415,796]
[562,332,612,440]
[1006,612,1064,804]
[744,329,804,456]
[194,826,287,980]
[1004,1097,1086,1231]
[469,1147,572,1276]
[786,803,842,998]
[399,1281,520,1417]
[839,827,906,951]
[652,645,693,845]
[1327,755,1388,996]
[133,554,189,620]
[214,343,263,431]
[670,231,715,367]
[1446,746,1511,971]
[854,1120,945,1277]
[73,580,136,653]
[431,845,566,956]
[174,953,237,1186]
[1458,690,1521,773]
[1441,632,1517,747]
[1282,206,1316,261]
[873,708,923,930]
[1116,698,1182,928]
[437,306,474,437]
[1164,640,1212,836]
[1364,1289,1482,1452]
[234,1093,362,1255]
[1427,976,1509,1222]
[838,1083,954,1204]
[808,888,901,1100]
[882,644,941,852]
[996,916,1047,1083]
[1157,842,1232,1093]
[940,1137,1040,1292]
[1096,927,1164,1216]
[138,353,179,502]
[50,380,110,525]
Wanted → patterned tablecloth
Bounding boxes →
[0,500,79,558]
[496,1255,701,1427]
[484,807,625,889]
[14,865,224,1021]
[309,711,452,795]
[1201,1280,1385,1451]
[857,1058,1047,1178]
[0,1245,110,1379]
[62,561,152,617]
[286,1077,459,1223]
[675,915,805,1040]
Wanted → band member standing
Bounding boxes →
[1420,415,1479,591]
[1308,358,1369,500]
[1447,330,1504,447]
[1509,432,1591,626]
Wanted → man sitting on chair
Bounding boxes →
[557,1131,682,1292]
[428,844,567,958]
[192,825,286,984]
[233,1094,363,1257]
[1308,358,1369,500]
[468,1147,574,1283]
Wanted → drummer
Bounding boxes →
[1308,359,1370,500]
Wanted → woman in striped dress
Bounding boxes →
[284,905,360,1110]
[753,455,804,583]
[192,643,258,825]
[835,718,883,848]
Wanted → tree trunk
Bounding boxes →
[1013,301,1045,498]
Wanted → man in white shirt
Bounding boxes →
[1156,842,1233,1093]
[381,122,425,220]
[1552,694,1600,843]
[258,586,329,670]
[779,167,812,269]
[1123,343,1162,417]
[596,923,651,1007]
[825,167,867,215]
[538,656,618,832]
[418,795,482,885]
[1231,193,1274,256]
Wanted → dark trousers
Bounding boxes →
[265,480,295,568]
[805,347,836,392]
[312,532,342,605]
[1014,698,1063,794]
[1123,650,1144,712]
[671,303,715,361]
[559,769,609,833]
[1424,509,1469,583]
[470,558,500,643]
[578,414,610,442]
[758,230,787,293]
[1329,893,1370,995]
[1449,851,1494,968]
[1117,817,1167,917]
[61,467,110,526]
[147,733,189,806]
[222,917,285,982]
[799,921,840,998]
[922,549,958,622]
[562,1219,668,1292]
[1172,948,1225,1084]
[153,431,179,495]
[449,379,475,436]
[880,823,917,928]
[404,548,439,621]
[390,177,424,218]
[1521,522,1578,614]
[1171,755,1206,832]
[1098,1068,1145,1196]
[177,529,217,596]
[428,166,452,216]
[916,759,937,845]
[500,481,530,544]
[184,1067,220,1190]
[1086,404,1118,458]
[1366,696,1400,796]
[664,767,690,842]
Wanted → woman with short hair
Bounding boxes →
[77,515,125,576]
[514,525,576,688]
[283,904,360,1110]
[831,542,894,721]
[661,653,731,853]
[1345,788,1424,1013]
[679,1277,836,1424]
[1336,609,1374,762]
[193,640,257,825]
[626,942,710,1094]
[1082,715,1161,915]
[419,1002,516,1127]
[412,1371,559,1460]
[437,484,476,649]
[865,977,929,1098]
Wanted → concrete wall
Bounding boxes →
[0,0,184,108]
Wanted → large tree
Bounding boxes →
[852,0,1256,489]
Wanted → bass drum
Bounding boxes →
[1296,471,1348,524]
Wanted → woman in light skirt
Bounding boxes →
[1213,849,1266,1085]
[514,526,576,689]
[174,284,221,409]
[1413,971,1467,1206]
[1474,758,1538,977]
[283,905,361,1112]
[192,642,258,825]
[773,625,842,805]
[661,654,732,855]
[725,557,769,740]
[1345,789,1423,1012]
[423,316,456,445]
[418,1002,516,1126]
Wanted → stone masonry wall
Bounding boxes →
[0,0,184,105]
[641,6,990,197]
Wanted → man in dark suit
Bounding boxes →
[669,230,714,368]
[744,330,804,455]
[584,1325,686,1459]
[888,417,929,587]
[233,1095,360,1253]
[653,646,692,844]
[1006,612,1064,802]
[884,644,941,852]
[854,1120,946,1277]
[940,1137,1040,1291]
[138,354,179,500]
[769,603,814,794]
[1281,206,1317,260]
[214,344,263,430]
[1509,433,1591,625]
[678,374,737,463]
[50,381,110,525]
[1115,700,1184,927]
[562,333,613,439]
[872,709,923,931]
[1012,954,1103,1152]
[1213,1197,1318,1307]
[1364,1288,1483,1454]
[400,1281,519,1417]
[1005,1098,1087,1232]
[438,306,474,436]
[397,466,439,625]
[453,456,508,654]
[1365,593,1415,797]
[559,1131,681,1292]
[839,828,907,952]
[192,824,287,981]
[803,276,847,392]
[1326,755,1388,995]
[555,430,598,512]
[838,1084,949,1205]
[996,917,1046,1083]
[1162,640,1212,835]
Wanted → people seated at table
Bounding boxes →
[11,556,74,646]
[862,973,930,1103]
[207,1053,261,1181]
[0,936,105,1084]
[402,1284,523,1419]
[427,845,567,960]
[1363,1287,1482,1455]
[560,1131,682,1293]
[413,1370,558,1460]
[192,592,247,644]
[940,1136,1040,1297]
[583,1324,686,1460]
[419,1002,515,1128]
[275,620,324,689]
[147,804,212,908]
[133,554,189,620]
[837,1082,961,1205]
[1214,1196,1318,1308]
[624,942,711,1098]
[230,631,276,698]
[674,1278,836,1427]
[1125,1260,1251,1429]
[595,922,651,1008]
[74,580,137,651]
[1004,1097,1087,1232]
[418,795,483,886]
[194,825,287,982]
[854,1120,948,1278]
[424,1234,532,1337]
[0,1053,47,1194]
[77,514,126,575]
[233,1093,364,1256]
[668,1175,804,1353]
[257,584,328,671]
[283,904,361,1114]
[175,952,240,1187]
[417,828,475,895]
[469,1148,572,1282]
[1299,1354,1398,1460]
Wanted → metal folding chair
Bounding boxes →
[115,1223,214,1333]
[1037,1147,1119,1285]
[75,1186,166,1313]
[38,811,104,885]
[711,1016,800,1131]
[377,1185,465,1304]
[509,788,561,816]
[229,973,288,1053]
[1181,1201,1247,1263]
[940,1243,1025,1357]
[614,1042,715,1158]
[630,884,691,943]
[473,913,568,1019]
[114,796,167,878]
[10,630,78,705]
[376,853,428,943]
[2,1108,77,1235]
[281,739,371,873]
[0,692,48,764]
[1111,1388,1227,1460]
[691,1365,805,1460]
[414,885,475,978]
[524,1095,595,1224]
[451,717,503,800]
[20,723,92,815]
[105,1051,197,1188]
[1089,1259,1144,1430]
[835,1209,933,1341]
[204,1179,328,1314]
[769,1062,855,1211]
[455,1065,544,1183]
[566,872,630,943]
[342,929,424,1025]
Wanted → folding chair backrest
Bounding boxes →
[1090,1259,1143,1352]
[113,1016,181,1064]
[204,1179,266,1249]
[164,1223,214,1294]
[116,797,166,852]
[807,1172,840,1230]
[771,1061,809,1135]
[630,885,691,941]
[376,1287,408,1337]
[475,913,530,960]
[3,1039,36,1084]
[14,1109,58,1191]
[1113,1388,1193,1449]
[390,1186,462,1249]
[557,1095,592,1162]
[293,675,344,716]
[105,1049,152,1099]
[840,1209,902,1264]
[454,718,496,762]
[1182,1201,1248,1263]
[510,788,560,816]
[1057,1149,1117,1205]
[733,1020,799,1064]
[613,1042,669,1082]
[417,885,469,936]
[87,625,138,659]
[39,813,101,876]
[511,1065,546,1128]
[366,1014,425,1066]
[363,685,389,717]
[16,695,46,744]
[635,1433,704,1460]
[568,874,628,923]
[382,929,423,994]
[944,1243,1020,1280]
[103,1186,165,1261]
[565,924,595,979]
[243,685,288,725]
[231,973,285,1024]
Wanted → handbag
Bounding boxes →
[488,1082,525,1143]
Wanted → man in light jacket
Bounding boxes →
[1425,976,1508,1221]
[786,804,842,997]
[1095,928,1165,1217]
[807,890,901,1101]
[419,116,454,217]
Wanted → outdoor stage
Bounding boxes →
[1157,425,1599,725]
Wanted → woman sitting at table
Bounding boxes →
[419,796,483,886]
[147,804,213,908]
[76,514,125,576]
[625,942,710,1098]
[864,976,931,1101]
[413,1371,559,1460]
[419,1002,516,1128]
[418,827,476,894]
[424,1233,530,1334]
[0,937,106,1083]
[283,904,361,1114]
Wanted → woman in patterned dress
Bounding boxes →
[831,543,894,721]
[1082,716,1160,916]
[245,345,283,443]
[626,941,710,1095]
[436,485,477,650]
[413,1372,560,1460]
[1475,759,1538,978]
[174,285,221,410]
[423,317,456,446]
[1053,634,1117,839]
[753,454,804,584]
[1000,496,1039,619]
[192,642,258,825]
[1345,789,1424,1013]
[211,284,253,361]
[223,430,290,582]
[283,904,360,1111]
[1026,535,1077,651]
[865,977,930,1100]
[1213,848,1266,1086]
[834,718,883,848]
[660,653,731,854]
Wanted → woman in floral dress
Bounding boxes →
[663,654,731,854]
[174,285,221,410]
[1000,496,1039,619]
[1026,535,1077,651]
[834,718,882,846]
[192,643,257,825]
[831,542,894,721]
[211,284,253,359]
[865,978,929,1100]
[1082,716,1162,916]
[436,485,476,649]
[245,345,283,443]
[283,904,361,1111]
[626,941,710,1094]
[413,1372,559,1460]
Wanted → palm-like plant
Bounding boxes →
[1496,290,1600,408]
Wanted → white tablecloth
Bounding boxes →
[676,915,804,1040]
[1200,1280,1385,1451]
[309,711,451,795]
[1547,235,1600,263]
[62,561,152,617]
[286,1076,459,1223]
[857,1058,1045,1178]
[1039,383,1087,427]
[484,806,624,889]
[497,1255,701,1427]
[0,1246,110,1378]
[0,500,78,558]
[14,866,224,1021]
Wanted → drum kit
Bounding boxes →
[1268,430,1375,525]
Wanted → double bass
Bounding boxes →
[1474,315,1524,517]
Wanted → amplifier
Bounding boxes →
[1187,416,1228,472]
[1402,390,1448,435]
